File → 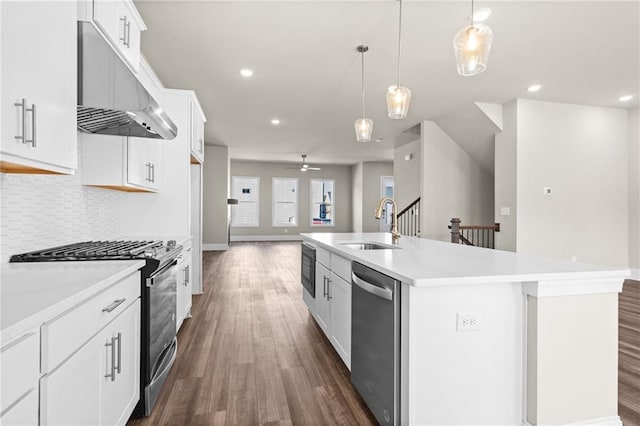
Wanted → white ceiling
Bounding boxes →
[134,0,639,166]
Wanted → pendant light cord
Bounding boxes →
[361,48,366,119]
[396,0,403,87]
[470,0,475,26]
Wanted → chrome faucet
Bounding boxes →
[374,198,401,242]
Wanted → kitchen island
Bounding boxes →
[301,232,630,426]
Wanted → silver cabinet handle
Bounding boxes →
[327,278,332,300]
[352,272,393,301]
[105,337,116,381]
[119,16,130,47]
[102,298,126,313]
[150,163,155,183]
[29,103,36,147]
[115,332,122,374]
[185,265,190,285]
[14,99,35,146]
[125,20,131,47]
[145,162,152,182]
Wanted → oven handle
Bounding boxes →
[146,259,178,287]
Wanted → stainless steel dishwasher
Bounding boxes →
[351,261,401,425]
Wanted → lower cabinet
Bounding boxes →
[0,331,39,425]
[313,251,352,369]
[39,299,140,426]
[176,249,193,331]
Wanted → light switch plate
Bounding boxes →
[500,207,510,216]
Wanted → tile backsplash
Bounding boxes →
[1,149,128,262]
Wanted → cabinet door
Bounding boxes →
[0,389,38,426]
[190,101,204,162]
[1,0,77,173]
[39,333,101,425]
[176,257,186,330]
[330,272,351,369]
[115,1,142,71]
[314,262,331,335]
[182,253,193,318]
[127,138,151,188]
[102,299,140,426]
[145,139,162,191]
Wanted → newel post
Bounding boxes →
[450,218,461,244]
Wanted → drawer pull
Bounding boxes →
[102,298,126,313]
[115,332,122,374]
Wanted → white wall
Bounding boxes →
[629,107,640,268]
[393,139,421,211]
[421,121,494,242]
[351,162,363,233]
[230,160,353,237]
[0,142,127,263]
[516,99,628,267]
[203,145,230,248]
[494,100,518,251]
[362,162,394,232]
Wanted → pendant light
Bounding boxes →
[386,0,411,119]
[453,0,493,76]
[355,45,373,143]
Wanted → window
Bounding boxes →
[310,179,335,226]
[273,177,298,227]
[231,176,259,227]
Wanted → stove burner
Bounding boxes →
[10,240,163,262]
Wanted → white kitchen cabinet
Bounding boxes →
[311,250,351,369]
[81,133,162,192]
[190,97,206,164]
[176,249,193,331]
[0,331,39,425]
[84,0,146,72]
[330,271,351,368]
[40,299,140,426]
[0,0,77,175]
[314,262,331,335]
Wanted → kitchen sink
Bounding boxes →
[340,242,402,250]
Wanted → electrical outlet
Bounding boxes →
[456,313,481,331]
[543,187,552,195]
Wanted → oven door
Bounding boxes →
[301,243,316,297]
[144,260,178,415]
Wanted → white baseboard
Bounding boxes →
[230,235,303,242]
[522,415,621,426]
[203,243,229,251]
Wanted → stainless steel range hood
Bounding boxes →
[77,21,177,140]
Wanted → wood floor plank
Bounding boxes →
[127,242,376,426]
[620,278,640,423]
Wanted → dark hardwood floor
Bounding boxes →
[620,278,640,426]
[128,242,376,426]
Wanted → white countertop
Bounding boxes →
[301,233,631,287]
[1,260,144,344]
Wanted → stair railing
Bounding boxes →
[397,197,421,237]
[449,217,500,249]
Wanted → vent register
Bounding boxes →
[76,21,177,140]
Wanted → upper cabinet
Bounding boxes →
[80,0,146,72]
[80,133,162,192]
[0,1,77,174]
[190,97,206,164]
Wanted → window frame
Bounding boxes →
[272,177,299,228]
[309,178,335,227]
[231,176,260,228]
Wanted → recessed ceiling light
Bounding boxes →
[271,119,280,125]
[527,84,542,93]
[619,94,634,102]
[471,8,492,22]
[240,68,254,77]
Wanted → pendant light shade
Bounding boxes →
[387,0,411,119]
[355,118,373,142]
[386,85,411,119]
[453,0,493,76]
[355,45,373,143]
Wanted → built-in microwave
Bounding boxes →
[301,243,316,297]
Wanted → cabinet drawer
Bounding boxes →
[331,254,351,283]
[41,272,140,373]
[316,247,331,268]
[0,332,39,413]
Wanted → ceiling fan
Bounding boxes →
[285,154,321,172]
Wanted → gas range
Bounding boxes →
[10,240,181,263]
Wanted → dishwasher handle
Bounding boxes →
[352,271,393,301]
